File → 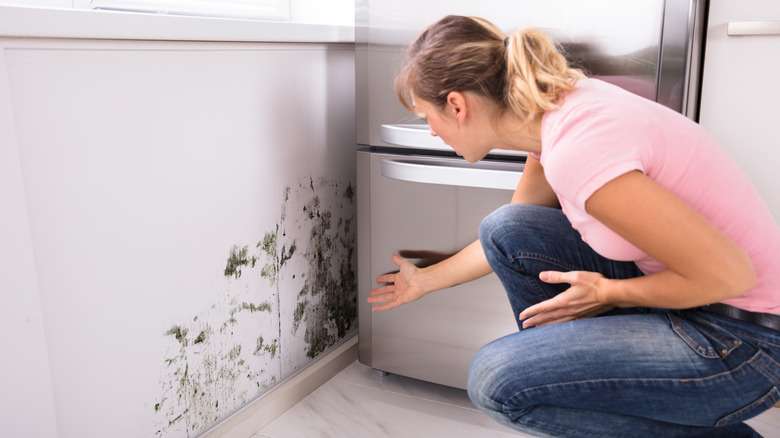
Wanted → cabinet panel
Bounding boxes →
[358,151,522,389]
[699,0,780,222]
[2,39,355,438]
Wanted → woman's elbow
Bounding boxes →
[722,255,758,300]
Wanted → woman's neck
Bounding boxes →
[495,113,543,155]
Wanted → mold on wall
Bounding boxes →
[284,177,357,361]
[152,176,356,437]
[4,39,356,438]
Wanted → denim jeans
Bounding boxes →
[470,203,780,438]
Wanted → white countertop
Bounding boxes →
[0,5,355,43]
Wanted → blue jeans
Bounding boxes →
[470,204,780,438]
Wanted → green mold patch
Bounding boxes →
[153,176,355,437]
[281,178,357,359]
[224,245,251,279]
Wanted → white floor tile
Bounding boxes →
[258,378,529,438]
[257,360,780,438]
[748,408,780,438]
[331,361,477,411]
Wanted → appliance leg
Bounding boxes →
[374,369,390,377]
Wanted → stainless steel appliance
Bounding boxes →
[357,0,707,389]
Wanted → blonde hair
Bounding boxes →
[395,15,584,124]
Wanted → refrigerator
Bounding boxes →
[356,0,707,389]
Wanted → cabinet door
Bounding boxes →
[699,0,780,222]
[359,152,522,389]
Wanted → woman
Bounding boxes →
[367,15,780,438]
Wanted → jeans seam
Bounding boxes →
[510,251,579,273]
[693,311,780,349]
[692,314,744,351]
[512,351,763,400]
[517,412,605,438]
[497,351,773,435]
[500,394,605,438]
[715,386,780,427]
[525,276,550,303]
[715,352,780,426]
[510,252,578,303]
[753,351,780,386]
[715,325,780,349]
[668,314,723,358]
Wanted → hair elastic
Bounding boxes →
[503,37,509,46]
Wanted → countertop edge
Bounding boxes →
[0,5,355,43]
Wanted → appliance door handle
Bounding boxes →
[380,124,527,157]
[381,124,448,149]
[381,159,522,191]
[728,21,780,36]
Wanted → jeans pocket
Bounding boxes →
[667,313,742,359]
[715,386,780,426]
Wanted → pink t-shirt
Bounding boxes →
[539,78,780,313]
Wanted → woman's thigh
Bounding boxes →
[468,311,780,435]
[479,203,643,318]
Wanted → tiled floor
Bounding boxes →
[254,360,780,438]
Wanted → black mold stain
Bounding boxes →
[154,176,355,437]
[224,245,251,279]
[154,288,278,436]
[193,331,206,345]
[288,179,357,359]
[166,326,188,346]
[344,182,355,202]
[292,301,306,331]
[254,336,279,359]
[258,230,278,283]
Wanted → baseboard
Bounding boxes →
[203,334,359,438]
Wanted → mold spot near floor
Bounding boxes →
[152,176,355,437]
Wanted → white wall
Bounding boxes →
[0,42,60,438]
[0,36,356,438]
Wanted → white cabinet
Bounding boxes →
[0,38,355,438]
[699,0,780,222]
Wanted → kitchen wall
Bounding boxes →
[0,7,356,438]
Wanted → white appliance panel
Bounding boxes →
[358,151,523,388]
[699,0,780,222]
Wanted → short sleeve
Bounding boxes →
[541,109,648,211]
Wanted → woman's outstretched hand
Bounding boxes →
[518,270,615,328]
[368,254,428,311]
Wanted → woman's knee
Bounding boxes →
[467,340,503,412]
[480,204,534,252]
[479,204,511,246]
[468,336,532,413]
[479,203,559,244]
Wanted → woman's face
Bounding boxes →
[412,93,489,163]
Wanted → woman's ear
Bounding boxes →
[446,91,467,124]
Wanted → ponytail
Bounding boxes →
[395,15,583,124]
[504,29,584,123]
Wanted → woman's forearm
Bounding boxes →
[586,171,758,311]
[416,240,493,294]
[602,265,756,310]
[368,239,494,311]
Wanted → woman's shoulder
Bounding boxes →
[545,77,687,138]
[542,79,632,141]
[562,78,652,112]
